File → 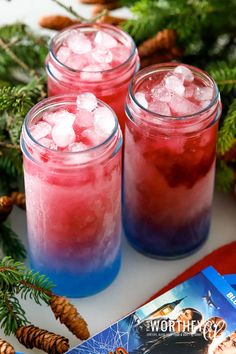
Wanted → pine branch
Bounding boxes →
[0,257,24,291]
[215,161,235,192]
[0,38,37,79]
[51,0,86,21]
[209,62,236,95]
[0,292,28,336]
[0,223,26,261]
[18,271,54,305]
[217,99,236,155]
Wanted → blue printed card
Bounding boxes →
[67,267,236,354]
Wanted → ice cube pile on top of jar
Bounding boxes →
[29,93,116,151]
[135,65,215,117]
[56,27,131,75]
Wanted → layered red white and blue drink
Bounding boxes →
[123,64,221,258]
[21,94,122,297]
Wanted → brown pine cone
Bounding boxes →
[16,325,69,354]
[39,15,81,31]
[138,29,177,58]
[0,196,13,223]
[96,14,126,26]
[0,338,15,354]
[80,0,116,4]
[92,2,120,15]
[50,295,90,340]
[140,49,182,69]
[10,192,26,210]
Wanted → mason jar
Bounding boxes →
[21,94,122,297]
[46,23,139,132]
[123,63,221,259]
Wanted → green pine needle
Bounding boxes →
[0,223,26,261]
[209,62,236,95]
[217,99,236,155]
[0,292,28,335]
[216,161,235,192]
[0,257,55,335]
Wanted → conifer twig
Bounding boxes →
[0,38,38,80]
[51,0,86,21]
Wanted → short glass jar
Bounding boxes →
[46,23,139,132]
[123,63,221,259]
[21,95,122,297]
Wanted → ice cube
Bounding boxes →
[184,85,196,98]
[94,31,117,49]
[43,110,75,126]
[38,137,57,150]
[81,129,103,147]
[165,75,185,96]
[151,85,172,102]
[52,123,76,148]
[81,65,103,81]
[94,107,115,137]
[149,101,171,116]
[135,92,148,109]
[73,109,94,139]
[92,48,112,64]
[169,95,200,116]
[57,46,71,64]
[65,53,88,70]
[194,86,213,101]
[66,30,92,54]
[174,65,194,83]
[75,109,94,128]
[67,142,88,152]
[30,122,52,141]
[76,93,97,112]
[110,44,130,65]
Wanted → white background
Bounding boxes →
[0,1,236,353]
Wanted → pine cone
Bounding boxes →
[0,338,15,354]
[140,49,182,69]
[92,2,120,15]
[10,192,26,210]
[80,0,116,4]
[50,295,90,340]
[0,196,13,223]
[39,15,80,31]
[16,325,69,354]
[138,29,177,58]
[96,14,126,26]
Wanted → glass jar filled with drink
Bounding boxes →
[46,23,139,132]
[21,93,122,297]
[123,63,221,259]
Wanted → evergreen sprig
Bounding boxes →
[217,99,236,155]
[0,257,54,335]
[0,223,26,261]
[0,292,28,336]
[19,271,54,305]
[216,161,235,192]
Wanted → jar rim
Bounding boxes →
[128,63,220,121]
[22,94,120,156]
[49,23,137,75]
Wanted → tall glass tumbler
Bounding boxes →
[21,95,122,297]
[123,63,221,259]
[46,23,139,132]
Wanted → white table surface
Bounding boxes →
[1,1,236,353]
